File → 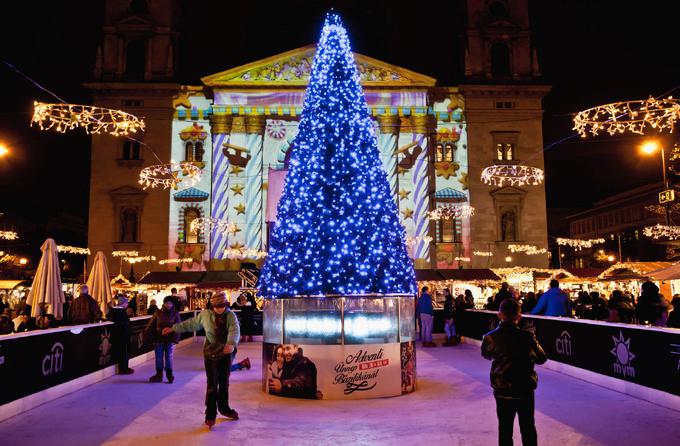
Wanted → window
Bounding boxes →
[122,141,141,160]
[125,39,146,78]
[496,142,514,161]
[435,143,454,162]
[488,1,509,19]
[436,218,461,243]
[122,99,143,107]
[120,208,138,242]
[195,142,204,162]
[184,208,200,244]
[495,101,514,109]
[184,142,194,162]
[490,43,511,77]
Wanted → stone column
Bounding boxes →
[376,114,401,206]
[208,113,233,263]
[411,114,432,266]
[244,115,266,252]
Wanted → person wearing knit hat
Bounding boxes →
[163,291,240,428]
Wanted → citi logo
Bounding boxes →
[42,342,64,376]
[555,330,572,356]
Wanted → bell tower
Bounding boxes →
[461,0,550,268]
[86,0,180,273]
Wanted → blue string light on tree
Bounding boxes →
[258,12,416,298]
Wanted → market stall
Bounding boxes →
[135,271,204,314]
[597,262,673,299]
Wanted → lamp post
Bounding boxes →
[641,140,670,225]
[505,255,512,267]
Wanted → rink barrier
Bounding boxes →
[459,310,680,411]
[0,311,199,421]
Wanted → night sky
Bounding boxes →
[1,0,679,247]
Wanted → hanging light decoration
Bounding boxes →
[481,165,544,187]
[473,251,494,257]
[0,231,18,240]
[57,245,91,255]
[189,217,237,235]
[645,203,680,215]
[555,237,605,251]
[158,258,194,265]
[139,161,202,190]
[573,96,680,137]
[125,255,156,264]
[454,256,471,262]
[427,204,475,220]
[112,250,139,257]
[224,247,268,260]
[405,235,433,247]
[32,102,145,136]
[643,224,680,240]
[508,244,547,255]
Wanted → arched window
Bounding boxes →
[184,208,200,244]
[436,217,461,243]
[129,0,149,15]
[184,142,194,162]
[120,208,138,242]
[436,143,455,162]
[490,43,511,77]
[488,1,509,19]
[195,142,204,162]
[125,39,146,78]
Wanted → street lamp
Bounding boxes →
[640,139,670,225]
[504,255,512,266]
[19,258,28,265]
[607,255,615,262]
[0,144,8,158]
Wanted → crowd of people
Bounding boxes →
[416,286,475,347]
[482,279,680,328]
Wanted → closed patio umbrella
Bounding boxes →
[87,251,113,315]
[27,238,65,319]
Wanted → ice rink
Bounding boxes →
[1,338,678,445]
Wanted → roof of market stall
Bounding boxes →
[196,271,242,289]
[0,280,31,291]
[137,271,205,285]
[597,262,673,281]
[647,262,680,281]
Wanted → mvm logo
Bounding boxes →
[610,331,635,378]
[42,342,64,376]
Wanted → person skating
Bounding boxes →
[107,296,134,375]
[442,289,457,346]
[163,292,240,428]
[482,299,547,446]
[145,296,182,383]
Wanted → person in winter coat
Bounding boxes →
[146,299,159,316]
[68,285,102,325]
[482,298,547,446]
[442,289,457,346]
[145,296,182,383]
[231,293,255,342]
[636,281,662,325]
[491,283,513,311]
[530,280,571,317]
[268,344,319,399]
[107,296,134,375]
[417,287,435,347]
[666,296,680,328]
[163,292,240,427]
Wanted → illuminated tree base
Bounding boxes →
[261,295,417,399]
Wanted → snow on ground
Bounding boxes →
[1,338,678,445]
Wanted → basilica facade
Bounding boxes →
[86,0,549,273]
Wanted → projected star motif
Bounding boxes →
[399,189,411,200]
[230,241,244,250]
[234,203,246,215]
[458,172,468,190]
[231,184,245,195]
[402,208,414,220]
[231,165,244,175]
[232,224,242,233]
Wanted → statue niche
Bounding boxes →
[500,210,516,242]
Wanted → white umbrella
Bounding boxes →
[87,251,113,315]
[27,238,65,319]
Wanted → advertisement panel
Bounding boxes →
[262,341,416,400]
[459,310,680,396]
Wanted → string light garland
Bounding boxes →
[555,237,605,251]
[643,224,680,240]
[57,245,91,255]
[405,235,433,247]
[139,162,202,190]
[454,256,471,262]
[258,13,416,298]
[508,244,547,255]
[189,217,237,235]
[645,203,680,215]
[473,251,494,257]
[158,258,194,265]
[481,165,544,187]
[0,253,17,264]
[32,101,145,136]
[125,255,156,264]
[112,250,139,257]
[224,248,268,260]
[0,231,19,240]
[573,96,680,137]
[427,204,476,220]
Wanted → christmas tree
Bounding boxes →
[258,12,416,298]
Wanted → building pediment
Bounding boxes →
[202,44,437,88]
[489,185,527,197]
[109,185,148,200]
